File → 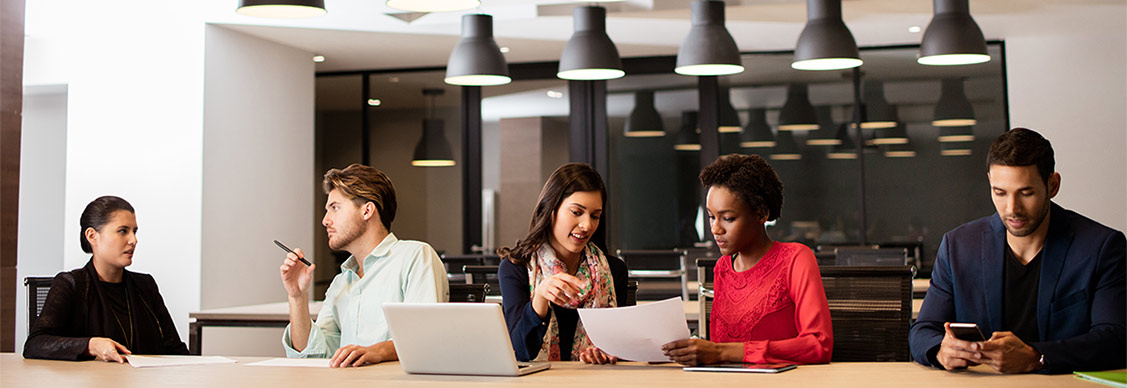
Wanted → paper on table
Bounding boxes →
[578,297,690,362]
[243,358,331,368]
[127,355,236,368]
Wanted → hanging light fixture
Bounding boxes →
[445,14,511,86]
[918,0,990,66]
[675,0,744,76]
[236,0,326,18]
[884,142,917,158]
[870,122,909,145]
[860,80,898,129]
[740,108,775,148]
[386,0,479,13]
[806,105,842,146]
[412,89,456,167]
[941,142,973,156]
[558,6,625,80]
[674,111,701,151]
[625,91,665,137]
[770,131,803,160]
[933,78,976,127]
[718,87,741,133]
[792,0,862,71]
[938,125,975,142]
[778,83,819,131]
[827,124,857,159]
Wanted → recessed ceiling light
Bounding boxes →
[499,46,510,53]
[388,77,400,83]
[908,26,922,33]
[367,99,382,107]
[546,90,564,99]
[312,55,325,62]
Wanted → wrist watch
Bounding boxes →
[1037,353,1046,370]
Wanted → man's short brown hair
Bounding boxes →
[323,164,397,231]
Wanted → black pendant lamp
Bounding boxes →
[674,111,701,151]
[938,125,975,142]
[941,142,973,156]
[918,0,990,66]
[861,80,898,129]
[625,91,665,138]
[740,108,775,148]
[792,0,862,71]
[675,0,744,76]
[558,6,624,80]
[884,142,917,158]
[236,0,326,18]
[770,131,802,160]
[778,83,819,131]
[445,14,511,86]
[806,106,842,146]
[386,0,479,13]
[412,89,456,167]
[933,78,976,127]
[870,122,909,145]
[827,124,857,159]
[718,87,741,133]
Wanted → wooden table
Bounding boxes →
[0,354,1096,388]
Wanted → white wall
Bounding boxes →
[15,86,68,354]
[1001,4,1127,231]
[201,25,315,310]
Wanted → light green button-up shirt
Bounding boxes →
[283,233,449,358]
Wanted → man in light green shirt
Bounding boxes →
[279,164,449,367]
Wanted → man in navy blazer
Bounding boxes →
[910,128,1126,374]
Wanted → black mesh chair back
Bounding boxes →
[623,280,638,307]
[695,258,718,340]
[462,265,501,296]
[440,254,486,284]
[25,277,54,327]
[820,266,913,362]
[833,247,909,267]
[448,283,489,303]
[616,249,689,300]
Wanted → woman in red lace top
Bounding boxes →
[662,154,833,365]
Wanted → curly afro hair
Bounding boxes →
[699,154,783,222]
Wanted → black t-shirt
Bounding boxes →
[1003,246,1041,343]
[99,281,133,347]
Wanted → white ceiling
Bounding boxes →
[215,0,1115,72]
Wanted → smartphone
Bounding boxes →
[949,323,986,341]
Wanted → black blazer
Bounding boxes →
[24,259,189,360]
[910,203,1126,373]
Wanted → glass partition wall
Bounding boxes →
[607,44,1006,275]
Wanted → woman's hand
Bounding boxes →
[87,337,131,363]
[661,339,735,366]
[531,273,586,317]
[279,248,315,300]
[579,347,618,364]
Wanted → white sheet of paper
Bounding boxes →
[126,355,237,368]
[243,358,331,368]
[578,297,690,362]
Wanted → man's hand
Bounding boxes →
[87,337,131,363]
[329,341,397,368]
[936,322,982,370]
[280,248,315,299]
[976,331,1042,374]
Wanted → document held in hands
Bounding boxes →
[577,297,690,362]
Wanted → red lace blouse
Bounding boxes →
[710,242,833,364]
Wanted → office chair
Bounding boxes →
[25,277,54,328]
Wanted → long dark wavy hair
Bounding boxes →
[497,163,607,266]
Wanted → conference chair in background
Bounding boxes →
[821,265,914,362]
[448,283,490,303]
[463,265,502,297]
[24,276,53,328]
[695,258,717,340]
[616,249,690,301]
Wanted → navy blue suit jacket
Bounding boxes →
[909,203,1126,373]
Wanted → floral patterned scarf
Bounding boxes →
[528,242,617,361]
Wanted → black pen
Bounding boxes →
[274,240,312,266]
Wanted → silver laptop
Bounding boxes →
[383,302,550,376]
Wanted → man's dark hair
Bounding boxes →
[987,127,1055,183]
[699,154,784,222]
